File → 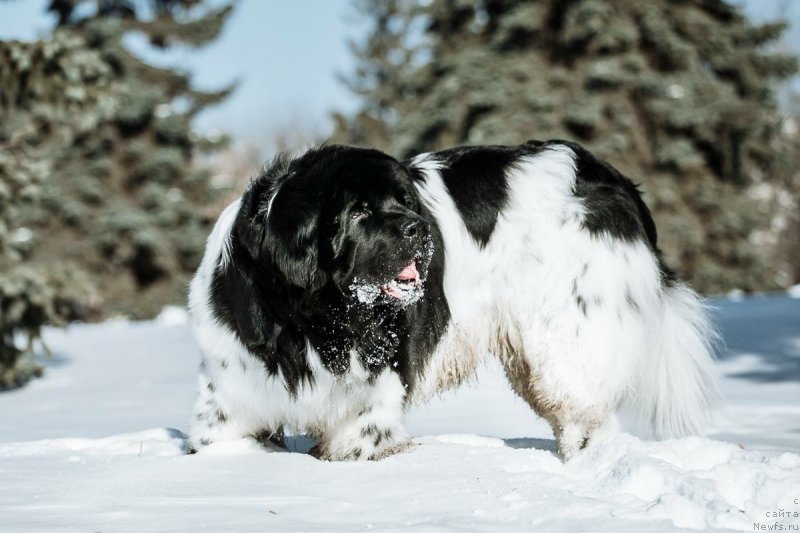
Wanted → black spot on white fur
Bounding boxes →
[625,287,642,314]
[576,295,588,316]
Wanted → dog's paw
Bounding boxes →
[314,424,412,461]
[366,440,413,461]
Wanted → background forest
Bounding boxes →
[1,0,799,387]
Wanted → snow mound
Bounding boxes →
[156,305,190,326]
[0,428,187,458]
[726,288,745,301]
[413,433,800,531]
[0,297,797,531]
[2,429,796,531]
[566,435,800,531]
[427,434,507,447]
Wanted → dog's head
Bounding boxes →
[236,145,433,307]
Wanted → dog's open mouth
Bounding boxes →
[349,258,428,306]
[381,260,422,300]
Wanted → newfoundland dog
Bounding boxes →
[187,140,718,460]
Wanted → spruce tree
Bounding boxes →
[1,31,109,387]
[17,0,234,319]
[0,0,232,385]
[334,0,799,293]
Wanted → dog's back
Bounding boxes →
[408,141,718,457]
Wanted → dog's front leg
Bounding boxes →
[315,368,411,461]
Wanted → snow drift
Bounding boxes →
[0,295,798,532]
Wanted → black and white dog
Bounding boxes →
[187,140,718,460]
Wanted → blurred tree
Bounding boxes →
[334,0,800,293]
[333,0,423,148]
[0,0,232,386]
[1,32,106,387]
[21,0,233,318]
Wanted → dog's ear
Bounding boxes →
[234,177,271,262]
[235,151,327,289]
[264,178,322,288]
[235,180,321,289]
[210,254,272,351]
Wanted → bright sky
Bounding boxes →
[0,0,363,151]
[1,0,797,153]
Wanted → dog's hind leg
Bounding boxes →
[495,291,636,460]
[496,337,611,460]
[497,241,663,459]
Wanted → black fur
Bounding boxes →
[210,145,450,395]
[538,139,677,286]
[420,145,519,247]
[551,140,657,246]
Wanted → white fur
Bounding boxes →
[206,199,240,271]
[410,146,718,457]
[630,284,720,438]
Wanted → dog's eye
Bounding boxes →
[351,203,372,220]
[397,191,417,209]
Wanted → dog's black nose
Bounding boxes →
[401,218,428,239]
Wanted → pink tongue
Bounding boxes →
[396,262,419,281]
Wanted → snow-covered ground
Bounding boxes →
[0,295,798,532]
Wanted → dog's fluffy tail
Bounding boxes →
[629,283,720,439]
